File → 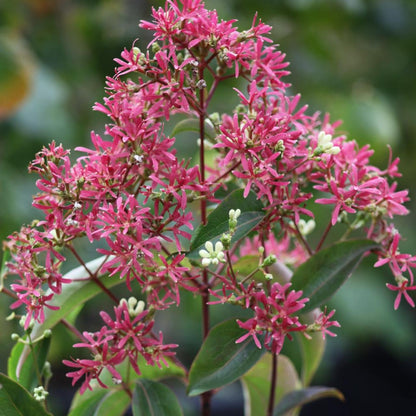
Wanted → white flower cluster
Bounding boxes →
[314,131,341,156]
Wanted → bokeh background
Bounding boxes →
[1,0,416,415]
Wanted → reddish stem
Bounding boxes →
[67,245,119,304]
[198,59,213,416]
[267,353,278,416]
[316,218,333,252]
[1,286,18,299]
[60,318,86,342]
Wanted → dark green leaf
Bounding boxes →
[291,240,378,312]
[171,118,216,140]
[188,189,265,259]
[273,386,344,416]
[132,379,183,416]
[242,354,301,416]
[8,337,50,391]
[0,373,52,416]
[187,319,264,396]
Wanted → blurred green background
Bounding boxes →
[1,0,416,415]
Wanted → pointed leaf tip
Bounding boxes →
[273,386,344,416]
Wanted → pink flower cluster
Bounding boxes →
[3,0,415,394]
[63,300,177,394]
[236,282,309,355]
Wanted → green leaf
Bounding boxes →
[69,356,186,414]
[188,189,265,259]
[297,331,325,386]
[132,379,183,416]
[273,386,344,416]
[8,337,50,391]
[0,373,52,416]
[291,240,378,313]
[187,319,264,396]
[242,354,301,416]
[171,118,216,140]
[92,389,130,416]
[15,256,123,380]
[233,255,264,282]
[68,390,107,416]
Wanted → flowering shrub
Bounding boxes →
[1,1,415,415]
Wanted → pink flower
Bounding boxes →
[386,279,416,310]
[314,308,341,340]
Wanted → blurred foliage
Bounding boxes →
[1,0,416,414]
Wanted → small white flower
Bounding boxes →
[317,131,333,146]
[199,241,225,267]
[73,201,82,210]
[66,218,79,227]
[297,219,316,236]
[196,79,207,89]
[134,154,144,164]
[120,297,145,317]
[33,386,48,402]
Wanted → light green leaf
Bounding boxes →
[92,389,130,416]
[132,379,183,416]
[171,118,216,140]
[68,390,107,416]
[242,354,301,416]
[291,240,379,313]
[0,373,52,416]
[16,256,123,380]
[8,337,50,392]
[187,319,264,397]
[297,331,325,386]
[273,386,344,416]
[0,247,10,291]
[233,255,264,282]
[188,189,265,259]
[33,256,117,335]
